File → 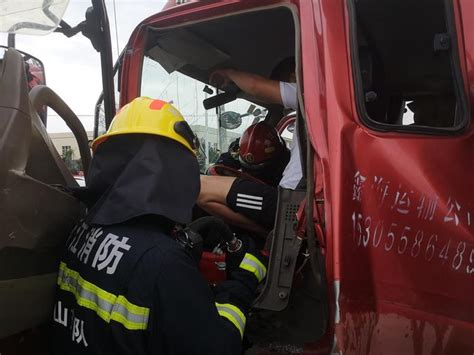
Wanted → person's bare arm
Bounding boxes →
[210,69,282,105]
[197,175,268,237]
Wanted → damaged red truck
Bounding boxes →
[0,0,473,354]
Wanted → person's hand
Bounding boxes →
[187,216,229,251]
[209,69,234,89]
[225,236,267,284]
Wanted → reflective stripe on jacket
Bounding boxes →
[52,216,250,355]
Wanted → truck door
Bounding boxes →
[302,0,473,353]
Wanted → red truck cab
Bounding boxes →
[112,0,474,353]
[0,0,472,353]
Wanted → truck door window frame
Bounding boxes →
[347,0,469,135]
[136,5,305,173]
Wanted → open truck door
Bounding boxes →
[0,0,115,352]
[0,44,82,344]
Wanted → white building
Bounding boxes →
[49,126,242,162]
[49,131,94,160]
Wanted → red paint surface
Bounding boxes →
[303,0,474,353]
[199,252,226,284]
[120,1,474,353]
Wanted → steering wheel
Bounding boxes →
[207,164,267,185]
[29,85,91,177]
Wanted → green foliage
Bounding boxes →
[197,141,221,172]
[62,148,83,175]
[209,146,220,164]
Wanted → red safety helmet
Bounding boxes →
[239,122,286,170]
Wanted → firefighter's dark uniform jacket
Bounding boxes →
[52,136,265,354]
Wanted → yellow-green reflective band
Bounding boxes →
[57,262,149,330]
[239,253,267,282]
[215,303,246,338]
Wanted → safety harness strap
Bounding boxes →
[57,262,150,330]
[215,302,246,338]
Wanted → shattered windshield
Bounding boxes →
[140,55,266,172]
[0,0,69,35]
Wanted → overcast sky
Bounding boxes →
[1,0,167,133]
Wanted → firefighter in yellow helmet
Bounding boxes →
[52,97,266,354]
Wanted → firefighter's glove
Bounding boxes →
[226,236,267,287]
[188,216,230,251]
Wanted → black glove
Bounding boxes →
[188,216,229,250]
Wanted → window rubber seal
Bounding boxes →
[346,0,469,136]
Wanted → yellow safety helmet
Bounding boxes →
[91,97,199,154]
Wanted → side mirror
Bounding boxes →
[220,111,242,130]
[0,46,46,88]
[0,45,47,124]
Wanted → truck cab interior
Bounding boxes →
[136,5,329,351]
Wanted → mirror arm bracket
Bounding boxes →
[54,20,85,38]
[90,0,116,128]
